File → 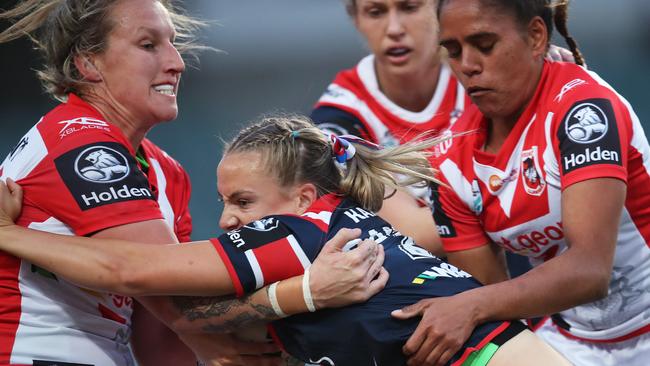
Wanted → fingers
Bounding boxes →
[557,47,575,63]
[365,243,384,282]
[6,178,22,201]
[321,228,362,253]
[391,299,425,319]
[355,239,379,266]
[365,267,388,298]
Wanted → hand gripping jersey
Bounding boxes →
[311,54,467,151]
[431,61,650,342]
[212,194,526,366]
[0,94,192,365]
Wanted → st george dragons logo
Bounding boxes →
[74,146,130,183]
[521,147,546,196]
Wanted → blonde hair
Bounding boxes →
[225,114,442,212]
[0,0,207,101]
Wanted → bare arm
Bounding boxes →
[393,178,623,365]
[0,220,233,296]
[378,188,443,257]
[446,241,509,284]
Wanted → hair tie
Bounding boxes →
[325,133,356,166]
[291,131,300,139]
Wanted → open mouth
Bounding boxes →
[386,47,411,57]
[153,84,176,96]
[385,47,412,64]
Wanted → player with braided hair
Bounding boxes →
[391,0,650,364]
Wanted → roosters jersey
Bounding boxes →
[212,194,525,366]
[432,61,650,342]
[311,55,467,149]
[0,94,192,365]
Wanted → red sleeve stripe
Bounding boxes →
[244,250,265,290]
[251,237,307,286]
[210,238,245,297]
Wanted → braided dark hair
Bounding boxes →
[437,0,584,66]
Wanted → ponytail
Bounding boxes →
[552,0,585,66]
[341,138,440,212]
[225,115,442,213]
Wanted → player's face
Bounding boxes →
[438,0,546,121]
[91,0,184,127]
[217,151,302,232]
[353,0,440,76]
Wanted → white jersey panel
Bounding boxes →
[0,123,47,181]
[9,217,135,365]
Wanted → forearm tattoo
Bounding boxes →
[171,291,277,333]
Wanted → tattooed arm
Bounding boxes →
[169,291,276,333]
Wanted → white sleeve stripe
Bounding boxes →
[245,250,264,290]
[287,235,312,270]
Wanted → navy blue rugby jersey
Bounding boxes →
[211,194,522,366]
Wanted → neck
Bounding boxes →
[374,58,441,113]
[83,92,151,150]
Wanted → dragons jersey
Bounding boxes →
[311,54,468,150]
[212,194,525,366]
[431,61,650,342]
[0,94,192,365]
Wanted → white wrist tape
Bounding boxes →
[302,268,317,312]
[268,282,287,317]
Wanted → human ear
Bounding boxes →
[73,54,102,82]
[295,183,318,214]
[528,17,549,60]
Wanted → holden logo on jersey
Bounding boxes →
[565,103,608,144]
[59,117,111,138]
[558,98,622,175]
[75,146,130,183]
[55,142,155,211]
[520,147,546,196]
[244,217,280,232]
[554,79,586,102]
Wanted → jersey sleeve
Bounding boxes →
[431,173,491,252]
[210,216,325,297]
[553,91,629,189]
[25,127,163,236]
[310,105,374,141]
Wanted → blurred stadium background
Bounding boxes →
[1,0,649,240]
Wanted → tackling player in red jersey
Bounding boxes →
[392,1,650,365]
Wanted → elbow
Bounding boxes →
[581,269,611,303]
[98,256,148,297]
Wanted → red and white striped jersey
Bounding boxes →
[311,55,468,148]
[432,61,650,342]
[0,94,192,365]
